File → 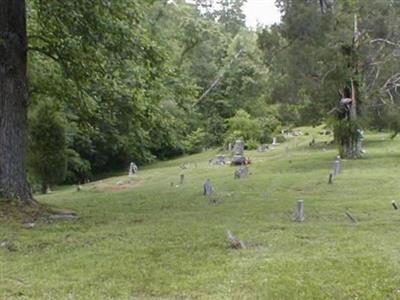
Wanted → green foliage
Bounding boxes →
[182,128,207,154]
[64,149,91,184]
[224,109,261,144]
[28,101,67,192]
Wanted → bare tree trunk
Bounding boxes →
[0,0,36,205]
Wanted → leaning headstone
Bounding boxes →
[226,230,246,249]
[333,156,341,178]
[180,174,185,185]
[345,211,357,223]
[203,179,214,196]
[295,200,305,222]
[233,139,245,155]
[392,200,398,210]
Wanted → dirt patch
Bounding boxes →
[92,179,144,192]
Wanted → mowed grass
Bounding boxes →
[2,128,400,299]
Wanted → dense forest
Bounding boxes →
[3,0,400,198]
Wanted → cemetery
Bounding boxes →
[2,127,400,299]
[2,0,400,298]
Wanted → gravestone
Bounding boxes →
[226,230,246,249]
[234,166,249,179]
[328,172,333,184]
[257,144,269,152]
[345,211,357,223]
[333,156,341,178]
[129,162,138,176]
[203,179,214,196]
[272,137,277,145]
[392,200,398,210]
[180,174,185,184]
[233,139,245,155]
[295,200,305,222]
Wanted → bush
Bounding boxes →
[182,128,207,154]
[28,101,67,193]
[224,110,261,144]
[246,139,259,150]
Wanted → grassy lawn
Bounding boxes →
[2,127,400,299]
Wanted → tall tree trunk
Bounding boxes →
[339,13,362,159]
[0,0,36,205]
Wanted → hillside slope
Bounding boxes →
[2,128,400,299]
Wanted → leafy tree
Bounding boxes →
[224,109,262,144]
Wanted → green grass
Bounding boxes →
[2,127,400,299]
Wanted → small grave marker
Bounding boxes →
[226,230,246,249]
[392,200,398,210]
[328,172,333,184]
[333,156,341,178]
[295,200,305,222]
[180,174,185,184]
[203,179,214,196]
[234,166,249,179]
[345,210,357,223]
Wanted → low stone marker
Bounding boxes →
[234,166,249,179]
[345,210,357,223]
[257,144,269,152]
[226,230,246,249]
[328,172,333,184]
[392,200,398,210]
[295,200,305,222]
[203,179,214,196]
[180,174,185,185]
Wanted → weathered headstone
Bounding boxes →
[345,210,357,223]
[392,200,398,210]
[333,156,341,178]
[170,182,174,187]
[129,162,138,176]
[180,174,185,185]
[234,166,249,179]
[233,139,245,155]
[203,179,214,196]
[226,230,246,249]
[272,137,277,145]
[295,200,305,222]
[257,144,269,152]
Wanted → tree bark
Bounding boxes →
[0,0,36,205]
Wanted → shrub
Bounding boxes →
[29,101,67,193]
